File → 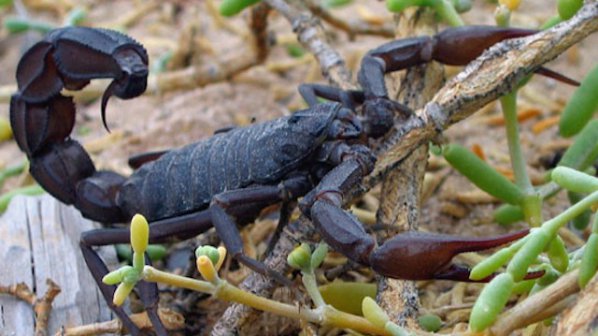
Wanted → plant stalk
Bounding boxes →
[143,266,390,335]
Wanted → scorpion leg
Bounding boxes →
[79,211,214,335]
[137,257,168,336]
[79,241,149,335]
[264,200,295,257]
[210,175,312,286]
[80,243,166,336]
[298,84,365,109]
[128,150,169,169]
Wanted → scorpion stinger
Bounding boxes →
[100,48,149,132]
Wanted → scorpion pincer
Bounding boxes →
[299,25,579,116]
[11,26,548,335]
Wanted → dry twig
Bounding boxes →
[305,0,394,39]
[58,308,184,336]
[554,273,598,336]
[0,279,61,336]
[375,8,444,329]
[152,3,272,93]
[264,0,354,90]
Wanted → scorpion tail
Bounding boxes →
[15,42,64,103]
[9,26,149,223]
[10,94,75,156]
[11,92,128,223]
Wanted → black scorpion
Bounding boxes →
[10,26,568,335]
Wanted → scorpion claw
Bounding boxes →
[369,230,530,281]
[432,26,579,86]
[434,265,545,282]
[433,25,537,66]
[535,66,580,86]
[434,264,485,282]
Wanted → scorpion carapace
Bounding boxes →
[11,27,543,335]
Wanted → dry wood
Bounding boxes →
[0,195,118,335]
[264,0,355,90]
[0,279,61,336]
[375,8,444,329]
[59,308,184,336]
[553,272,598,336]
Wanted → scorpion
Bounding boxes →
[10,26,571,335]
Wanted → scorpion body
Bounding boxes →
[10,26,555,335]
[119,108,337,221]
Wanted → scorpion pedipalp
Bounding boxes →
[368,230,539,281]
[306,180,541,282]
[431,25,537,66]
[357,25,579,103]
